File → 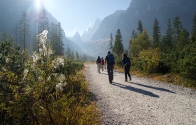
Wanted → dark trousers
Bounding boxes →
[107,65,114,82]
[124,66,131,80]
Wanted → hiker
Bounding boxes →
[96,56,101,73]
[101,57,105,71]
[105,51,115,83]
[122,53,131,81]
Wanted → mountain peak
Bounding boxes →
[72,32,81,41]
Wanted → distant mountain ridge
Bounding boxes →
[81,18,101,41]
[62,0,196,57]
[0,0,84,55]
[91,0,196,50]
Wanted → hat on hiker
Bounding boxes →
[108,51,110,54]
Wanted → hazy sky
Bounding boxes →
[40,0,132,37]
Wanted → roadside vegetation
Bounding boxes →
[0,31,100,124]
[111,14,196,89]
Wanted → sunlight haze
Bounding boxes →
[41,0,132,37]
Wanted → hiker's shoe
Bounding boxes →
[129,76,132,81]
[125,79,127,82]
[109,80,112,84]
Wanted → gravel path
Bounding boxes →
[85,64,196,125]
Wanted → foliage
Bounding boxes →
[130,30,151,57]
[49,22,64,56]
[128,14,196,85]
[109,33,113,51]
[192,13,196,42]
[137,19,143,34]
[0,30,99,124]
[153,18,160,48]
[178,42,196,80]
[18,11,30,51]
[133,48,161,73]
[37,9,49,34]
[173,16,182,44]
[0,31,14,44]
[113,29,124,58]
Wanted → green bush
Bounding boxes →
[178,42,196,80]
[133,48,161,73]
[0,31,99,124]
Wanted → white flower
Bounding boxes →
[52,57,64,69]
[56,83,63,91]
[23,69,29,80]
[2,67,7,72]
[32,52,39,63]
[39,48,43,53]
[47,48,53,55]
[47,76,51,81]
[59,74,65,83]
[37,30,48,45]
[5,58,12,63]
[58,58,64,66]
[38,76,43,82]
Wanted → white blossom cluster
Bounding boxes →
[52,57,64,69]
[36,30,66,92]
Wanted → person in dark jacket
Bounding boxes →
[105,51,115,83]
[122,53,131,81]
[96,56,101,73]
[101,57,105,71]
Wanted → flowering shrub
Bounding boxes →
[0,30,99,124]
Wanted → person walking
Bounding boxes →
[122,53,131,81]
[96,56,101,73]
[105,51,115,83]
[101,57,105,71]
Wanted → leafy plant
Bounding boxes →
[0,30,99,124]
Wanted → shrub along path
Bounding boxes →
[85,64,196,125]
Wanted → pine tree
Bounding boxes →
[76,51,79,60]
[129,29,138,58]
[131,29,137,39]
[14,24,18,45]
[153,18,160,48]
[0,31,7,43]
[113,29,124,57]
[71,51,74,60]
[109,33,113,51]
[137,19,143,34]
[65,44,71,58]
[166,18,173,50]
[82,54,87,62]
[173,16,182,42]
[32,32,38,52]
[177,28,189,51]
[18,12,30,50]
[191,13,196,42]
[50,23,58,54]
[57,22,64,55]
[37,9,49,34]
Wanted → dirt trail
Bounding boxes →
[85,64,196,125]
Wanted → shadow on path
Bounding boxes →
[99,72,108,75]
[129,82,175,94]
[99,72,116,76]
[112,82,159,98]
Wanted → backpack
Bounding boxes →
[101,59,104,65]
[107,54,114,64]
[97,58,101,63]
[125,57,131,66]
